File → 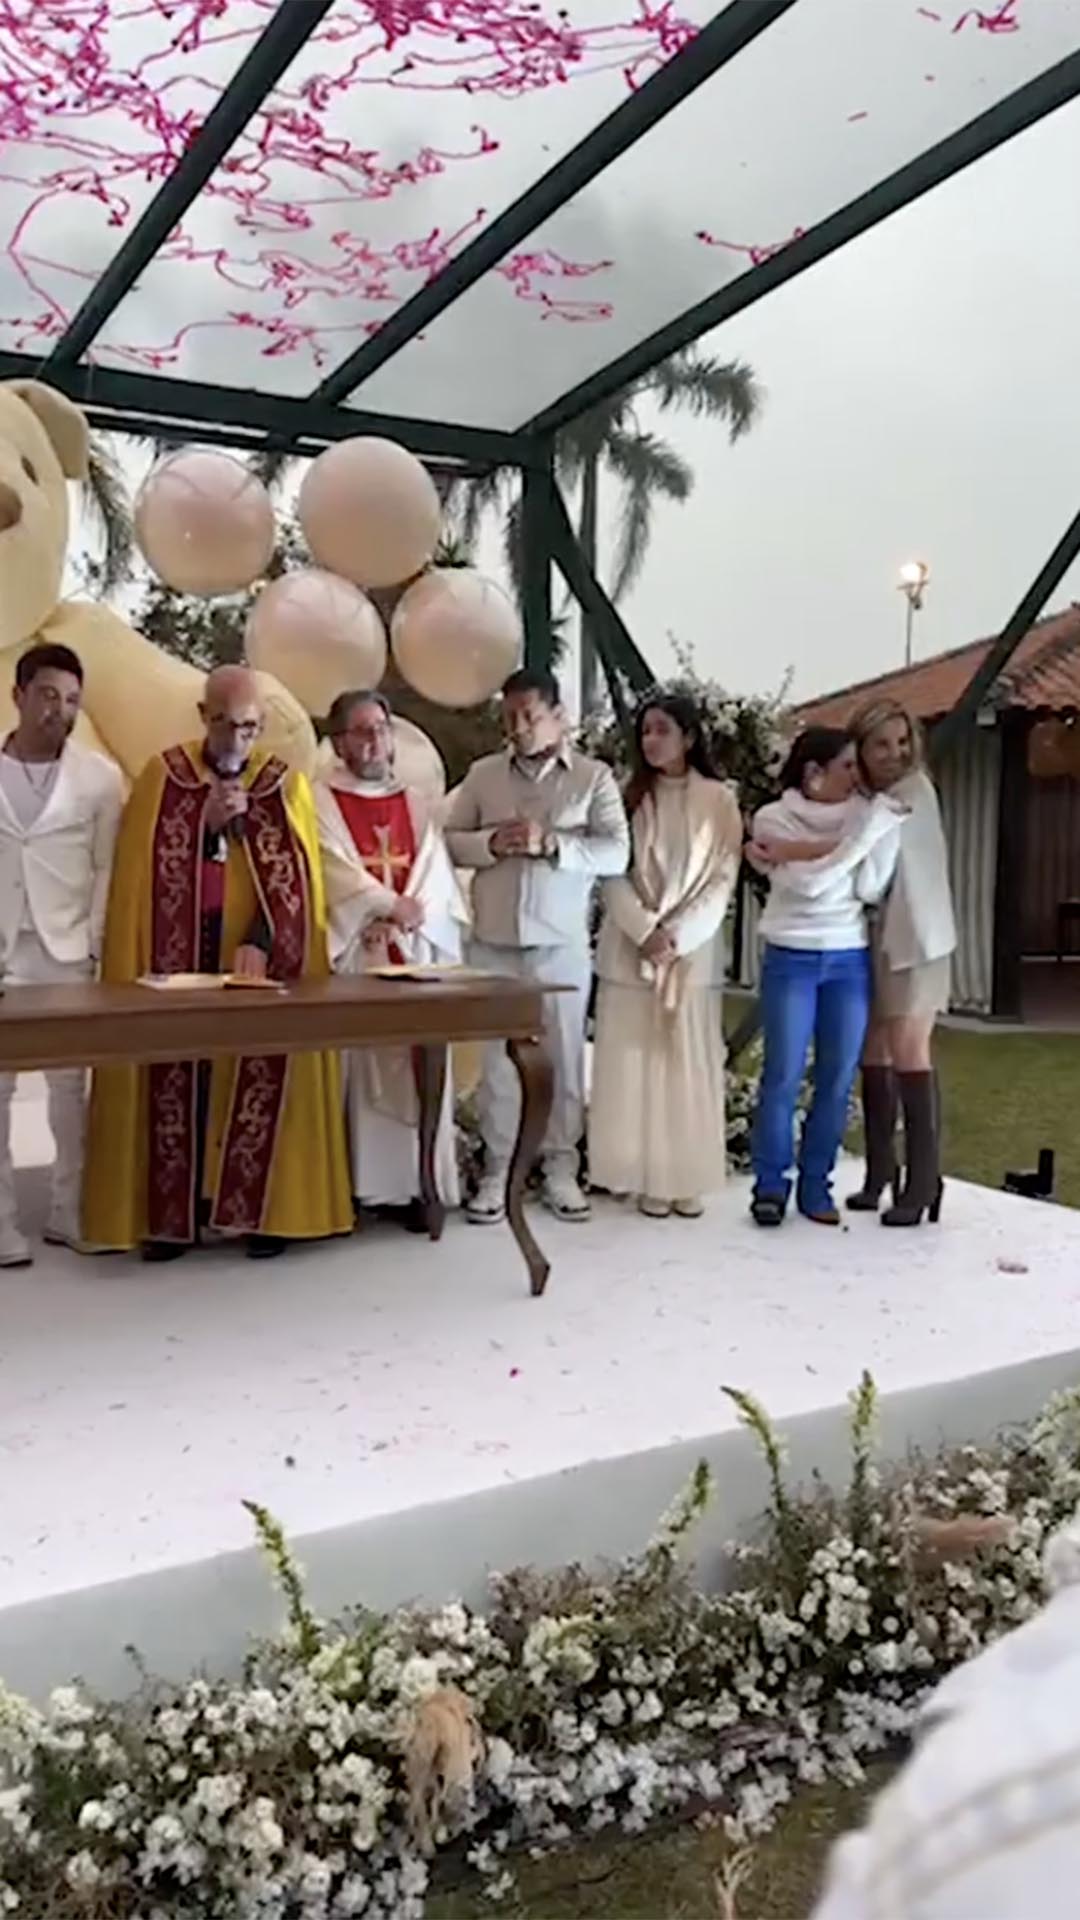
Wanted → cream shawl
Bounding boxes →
[596,771,742,1008]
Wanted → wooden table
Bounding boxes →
[0,974,556,1295]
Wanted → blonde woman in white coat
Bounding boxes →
[589,693,743,1219]
[846,698,957,1228]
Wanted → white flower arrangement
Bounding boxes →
[4,1374,1080,1916]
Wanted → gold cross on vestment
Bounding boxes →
[363,823,412,892]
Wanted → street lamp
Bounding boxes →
[898,560,930,668]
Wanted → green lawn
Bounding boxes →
[936,1024,1080,1206]
[430,1774,884,1920]
[433,1023,1078,1918]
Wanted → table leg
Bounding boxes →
[506,1035,554,1298]
[413,1044,448,1242]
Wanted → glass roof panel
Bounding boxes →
[350,0,1080,427]
[1,0,1075,432]
[0,1,251,358]
[85,0,715,391]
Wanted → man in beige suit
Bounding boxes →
[445,668,629,1225]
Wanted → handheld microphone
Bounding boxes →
[215,752,247,843]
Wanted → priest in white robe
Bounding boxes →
[315,690,467,1223]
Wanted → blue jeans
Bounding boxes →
[751,944,871,1205]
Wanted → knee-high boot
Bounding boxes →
[846,1066,898,1212]
[882,1071,943,1228]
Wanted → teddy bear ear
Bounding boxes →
[7,380,89,481]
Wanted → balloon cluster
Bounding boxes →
[133,439,522,716]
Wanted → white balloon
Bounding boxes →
[299,437,441,591]
[391,570,521,709]
[246,569,387,717]
[135,450,275,595]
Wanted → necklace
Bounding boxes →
[20,758,58,796]
[2,738,60,797]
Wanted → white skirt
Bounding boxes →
[588,980,728,1203]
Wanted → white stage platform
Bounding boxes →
[3,1081,1080,1701]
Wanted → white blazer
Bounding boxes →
[0,741,124,966]
[876,768,957,970]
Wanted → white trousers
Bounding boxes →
[0,930,91,1230]
[344,1057,460,1208]
[469,940,591,1176]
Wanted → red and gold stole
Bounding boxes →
[147,747,310,1242]
[331,786,416,896]
[332,785,416,964]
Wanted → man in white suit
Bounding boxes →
[0,642,123,1264]
[314,689,467,1227]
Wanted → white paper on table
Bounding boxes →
[137,973,225,991]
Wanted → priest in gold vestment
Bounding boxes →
[82,667,352,1260]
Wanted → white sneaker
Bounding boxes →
[0,1220,32,1269]
[542,1170,590,1222]
[44,1206,86,1252]
[465,1171,507,1226]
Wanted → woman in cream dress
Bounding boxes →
[589,693,743,1218]
[846,697,957,1228]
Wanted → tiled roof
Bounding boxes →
[795,606,1080,729]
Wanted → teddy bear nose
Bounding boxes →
[0,482,22,532]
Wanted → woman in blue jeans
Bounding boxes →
[747,727,905,1228]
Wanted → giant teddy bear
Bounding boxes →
[0,380,315,777]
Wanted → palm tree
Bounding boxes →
[81,436,135,593]
[445,347,762,712]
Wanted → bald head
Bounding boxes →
[200,664,264,770]
[204,664,262,709]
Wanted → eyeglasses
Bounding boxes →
[338,723,389,741]
[207,716,260,737]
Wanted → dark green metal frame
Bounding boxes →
[518,453,656,718]
[934,499,1080,753]
[44,0,339,372]
[523,45,1080,438]
[521,452,556,670]
[0,356,538,471]
[311,0,799,407]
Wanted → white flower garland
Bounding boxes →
[3,1375,1080,1917]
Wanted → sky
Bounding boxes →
[599,98,1080,705]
